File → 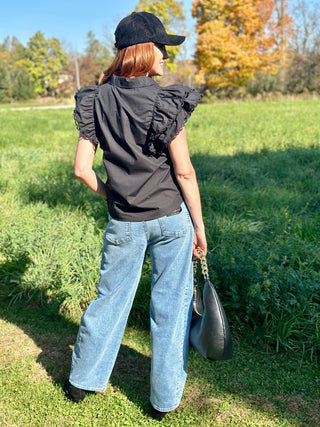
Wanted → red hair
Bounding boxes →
[99,42,155,85]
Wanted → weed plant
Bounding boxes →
[0,102,319,360]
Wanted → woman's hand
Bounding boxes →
[193,229,207,258]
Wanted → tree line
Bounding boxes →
[0,0,319,102]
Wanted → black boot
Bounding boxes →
[63,379,86,403]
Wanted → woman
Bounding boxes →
[64,11,207,420]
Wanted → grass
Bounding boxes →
[0,300,318,426]
[0,101,319,425]
[186,101,320,359]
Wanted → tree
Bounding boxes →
[85,31,112,73]
[160,58,199,88]
[0,66,10,103]
[25,31,68,96]
[192,0,291,88]
[58,54,101,97]
[284,0,320,94]
[135,0,186,71]
[291,0,320,56]
[0,36,37,101]
[0,36,26,62]
[11,69,36,101]
[270,1,293,66]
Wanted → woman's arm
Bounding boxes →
[168,127,207,258]
[74,136,107,199]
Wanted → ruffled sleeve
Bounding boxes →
[148,85,202,154]
[73,86,99,144]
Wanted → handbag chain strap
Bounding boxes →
[194,247,210,281]
[192,248,209,316]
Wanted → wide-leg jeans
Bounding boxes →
[69,202,194,412]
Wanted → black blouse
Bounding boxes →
[74,75,202,221]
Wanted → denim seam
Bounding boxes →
[105,220,132,244]
[69,380,107,392]
[175,258,192,405]
[158,205,191,238]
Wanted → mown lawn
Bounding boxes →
[0,300,318,426]
[0,101,319,426]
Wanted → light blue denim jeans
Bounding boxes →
[69,202,194,412]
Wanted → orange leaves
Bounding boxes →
[192,0,292,88]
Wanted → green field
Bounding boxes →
[0,102,319,425]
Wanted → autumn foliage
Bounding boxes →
[192,0,292,88]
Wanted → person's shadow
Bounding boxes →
[1,146,319,424]
[0,249,152,412]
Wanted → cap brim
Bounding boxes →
[164,35,185,46]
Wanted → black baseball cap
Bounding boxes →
[114,11,185,50]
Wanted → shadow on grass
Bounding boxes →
[0,248,319,425]
[1,146,320,424]
[19,146,320,223]
[0,251,151,410]
[0,292,318,425]
[0,299,151,412]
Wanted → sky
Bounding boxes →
[0,0,195,53]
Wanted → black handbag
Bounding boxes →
[189,249,233,361]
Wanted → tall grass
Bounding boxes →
[187,101,320,359]
[0,101,319,359]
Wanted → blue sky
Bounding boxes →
[0,0,195,53]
